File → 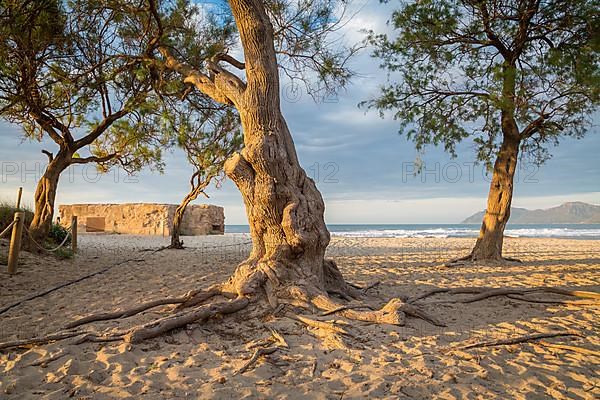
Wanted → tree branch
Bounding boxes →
[158,48,231,105]
[477,2,512,60]
[73,109,129,150]
[70,153,117,165]
[41,149,54,162]
[212,52,245,70]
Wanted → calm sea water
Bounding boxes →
[225,224,600,239]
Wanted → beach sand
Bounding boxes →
[0,234,598,399]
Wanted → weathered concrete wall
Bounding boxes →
[58,203,224,235]
[179,204,225,235]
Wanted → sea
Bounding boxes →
[225,224,600,240]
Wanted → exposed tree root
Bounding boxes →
[361,281,382,293]
[234,346,279,375]
[175,285,225,309]
[0,297,249,351]
[0,331,84,351]
[290,314,351,336]
[289,314,352,350]
[65,297,190,329]
[65,285,224,330]
[409,286,600,306]
[317,293,445,326]
[506,295,600,306]
[234,328,288,375]
[312,294,407,325]
[460,288,541,303]
[123,297,249,344]
[407,287,484,304]
[320,304,374,316]
[445,331,583,352]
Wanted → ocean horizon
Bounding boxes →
[225,223,600,239]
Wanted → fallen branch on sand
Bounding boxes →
[536,341,600,357]
[444,331,583,352]
[234,328,288,375]
[408,286,600,305]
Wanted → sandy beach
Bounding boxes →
[1,234,599,399]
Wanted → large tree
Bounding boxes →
[40,0,442,345]
[365,0,599,262]
[0,0,166,243]
[137,0,417,329]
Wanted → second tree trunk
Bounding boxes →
[470,134,520,261]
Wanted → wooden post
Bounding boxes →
[7,211,24,275]
[15,187,22,209]
[71,216,78,253]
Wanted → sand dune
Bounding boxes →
[1,235,599,399]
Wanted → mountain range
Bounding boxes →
[462,202,600,224]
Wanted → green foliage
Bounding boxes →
[152,0,358,101]
[0,0,186,173]
[365,0,600,165]
[266,0,360,98]
[47,222,71,247]
[165,96,243,193]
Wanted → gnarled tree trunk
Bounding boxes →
[170,176,209,249]
[221,0,336,298]
[28,151,71,245]
[170,199,189,249]
[154,0,408,329]
[25,1,439,347]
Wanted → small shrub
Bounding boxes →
[48,223,71,247]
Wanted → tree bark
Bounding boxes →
[470,135,520,261]
[28,152,70,245]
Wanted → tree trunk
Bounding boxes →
[28,153,70,246]
[221,0,344,298]
[170,187,204,249]
[460,60,521,263]
[470,129,520,261]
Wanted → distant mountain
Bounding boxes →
[462,202,600,224]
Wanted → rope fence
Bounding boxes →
[23,225,73,254]
[3,209,78,275]
[0,221,16,239]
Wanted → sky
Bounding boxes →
[0,1,599,225]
